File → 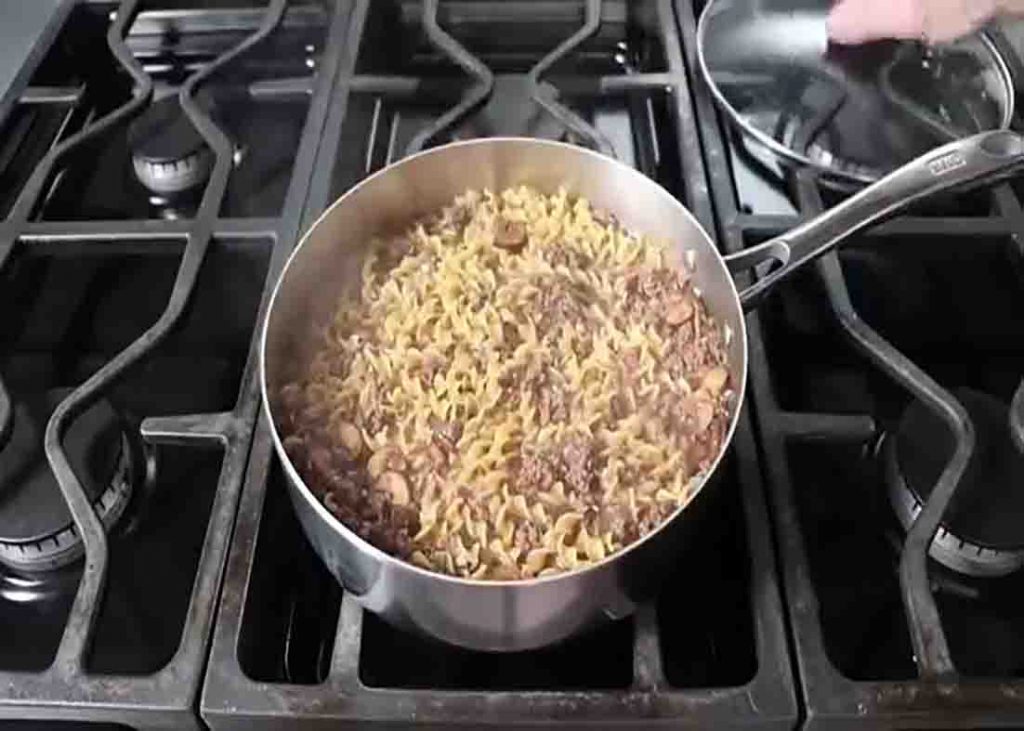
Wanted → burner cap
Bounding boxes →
[0,389,133,572]
[461,76,566,140]
[127,96,212,195]
[886,388,1024,577]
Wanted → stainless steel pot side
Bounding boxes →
[262,133,1024,651]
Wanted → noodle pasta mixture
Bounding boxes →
[278,187,733,580]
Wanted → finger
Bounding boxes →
[826,0,925,44]
[924,0,997,42]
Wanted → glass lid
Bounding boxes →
[697,0,1015,182]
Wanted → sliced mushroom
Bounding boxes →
[337,421,363,457]
[427,443,447,470]
[700,366,729,397]
[688,440,711,468]
[694,399,715,433]
[367,447,400,479]
[494,217,527,251]
[377,471,410,506]
[664,295,694,326]
[591,207,617,228]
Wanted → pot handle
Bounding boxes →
[725,129,1024,310]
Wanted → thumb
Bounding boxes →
[827,0,926,44]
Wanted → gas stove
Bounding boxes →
[203,0,794,728]
[0,0,337,727]
[680,0,1024,726]
[0,0,1022,729]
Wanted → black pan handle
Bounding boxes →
[724,129,1024,310]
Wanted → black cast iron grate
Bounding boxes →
[677,0,1024,726]
[0,0,354,726]
[200,1,797,728]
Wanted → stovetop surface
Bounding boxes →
[753,190,1024,677]
[202,1,794,729]
[0,0,333,727]
[0,236,268,672]
[2,0,1024,729]
[684,0,1024,725]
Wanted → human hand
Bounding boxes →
[827,0,1001,44]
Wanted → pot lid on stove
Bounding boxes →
[698,0,1014,182]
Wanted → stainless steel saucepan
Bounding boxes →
[261,132,1024,651]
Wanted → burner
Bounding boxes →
[127,96,213,195]
[884,388,1024,578]
[0,389,135,572]
[461,76,565,140]
[0,559,81,603]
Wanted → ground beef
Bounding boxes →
[511,438,597,506]
[525,368,569,426]
[536,285,586,335]
[277,188,734,580]
[558,437,594,496]
[624,267,692,326]
[512,453,556,495]
[513,522,539,553]
[430,417,463,446]
[546,243,593,270]
[372,234,411,275]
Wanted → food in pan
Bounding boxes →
[277,186,733,580]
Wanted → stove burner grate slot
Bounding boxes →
[525,0,616,158]
[404,0,494,156]
[0,0,299,722]
[789,167,965,680]
[0,0,156,674]
[36,0,288,678]
[0,0,155,457]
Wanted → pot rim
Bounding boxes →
[259,136,750,589]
